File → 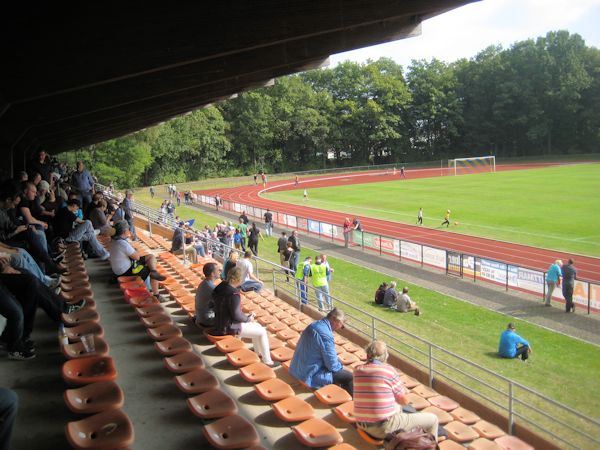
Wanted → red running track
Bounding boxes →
[198,164,600,283]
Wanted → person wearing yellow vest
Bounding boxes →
[295,256,311,305]
[311,255,332,311]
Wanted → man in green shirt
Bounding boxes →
[238,220,248,252]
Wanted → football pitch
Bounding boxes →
[264,163,600,257]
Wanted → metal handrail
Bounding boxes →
[97,183,600,449]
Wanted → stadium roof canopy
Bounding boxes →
[0,1,475,168]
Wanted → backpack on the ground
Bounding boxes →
[384,427,438,450]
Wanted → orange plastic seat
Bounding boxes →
[61,287,94,302]
[257,315,276,326]
[141,313,173,328]
[270,346,294,362]
[187,389,238,419]
[239,362,276,383]
[62,356,118,386]
[254,378,295,401]
[287,337,300,349]
[290,322,307,333]
[202,414,259,449]
[272,396,315,422]
[163,351,205,373]
[62,336,109,359]
[400,374,420,389]
[64,381,124,414]
[64,322,104,342]
[412,384,438,398]
[154,336,192,356]
[333,400,356,423]
[291,417,343,447]
[281,316,299,326]
[226,348,260,367]
[276,328,300,341]
[135,304,164,317]
[405,392,431,410]
[422,406,454,425]
[268,336,284,349]
[328,445,358,450]
[472,421,506,440]
[314,384,352,405]
[215,337,245,353]
[203,329,233,343]
[333,335,348,345]
[147,323,182,341]
[117,275,144,284]
[494,435,534,450]
[175,368,219,394]
[440,440,468,450]
[342,342,359,353]
[61,281,92,292]
[129,295,160,307]
[429,395,460,411]
[445,421,480,443]
[62,309,100,325]
[124,287,150,302]
[266,322,288,333]
[357,427,384,446]
[338,352,359,365]
[120,281,145,291]
[450,407,481,424]
[65,408,134,450]
[469,437,503,450]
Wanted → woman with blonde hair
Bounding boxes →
[212,267,277,366]
[221,249,239,280]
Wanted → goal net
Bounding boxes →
[448,155,495,176]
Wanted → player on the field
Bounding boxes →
[400,166,405,178]
[303,189,308,201]
[441,210,451,227]
[417,208,423,226]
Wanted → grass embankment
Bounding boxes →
[265,163,600,257]
[134,188,600,425]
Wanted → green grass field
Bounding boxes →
[264,163,600,256]
[133,188,600,424]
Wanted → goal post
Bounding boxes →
[448,155,495,176]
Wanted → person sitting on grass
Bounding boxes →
[374,282,388,305]
[397,287,420,316]
[383,281,398,308]
[108,220,166,299]
[498,322,532,361]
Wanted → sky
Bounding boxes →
[329,0,600,68]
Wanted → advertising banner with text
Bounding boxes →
[401,241,422,263]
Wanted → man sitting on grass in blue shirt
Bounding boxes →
[498,322,532,361]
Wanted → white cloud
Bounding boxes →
[329,0,600,68]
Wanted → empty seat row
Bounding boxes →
[59,242,134,450]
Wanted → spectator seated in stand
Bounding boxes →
[108,221,166,298]
[289,308,353,395]
[237,250,263,292]
[212,267,278,367]
[54,199,110,260]
[88,199,114,236]
[170,221,198,264]
[0,257,85,360]
[194,262,219,328]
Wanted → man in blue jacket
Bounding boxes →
[498,322,532,361]
[289,308,353,394]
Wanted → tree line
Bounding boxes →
[61,30,600,188]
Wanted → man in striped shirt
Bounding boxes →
[354,341,438,441]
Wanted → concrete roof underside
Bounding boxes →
[0,0,475,165]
